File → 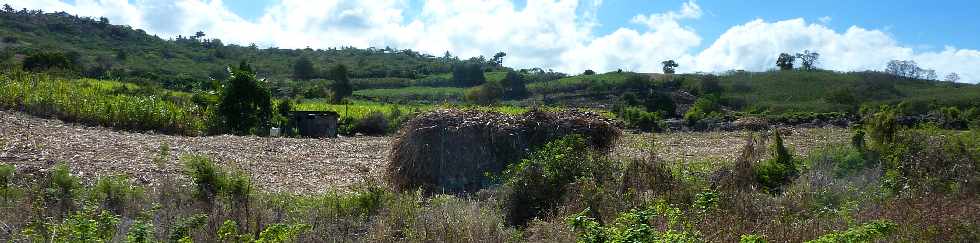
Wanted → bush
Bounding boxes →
[47,206,120,242]
[644,91,676,118]
[753,130,798,192]
[619,106,662,132]
[569,201,702,243]
[218,62,272,135]
[90,175,143,214]
[699,74,723,95]
[0,164,12,190]
[354,111,389,135]
[806,220,897,243]
[126,219,155,243]
[464,82,503,105]
[684,95,723,125]
[23,52,74,71]
[937,106,968,129]
[501,135,597,226]
[47,163,80,213]
[183,156,225,202]
[169,214,208,242]
[328,64,353,103]
[864,106,898,149]
[0,163,17,204]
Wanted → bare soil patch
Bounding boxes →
[0,110,390,194]
[1,110,849,194]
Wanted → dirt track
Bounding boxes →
[0,110,849,194]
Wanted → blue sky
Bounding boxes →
[221,0,980,52]
[8,0,980,82]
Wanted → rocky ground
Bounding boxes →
[0,110,849,194]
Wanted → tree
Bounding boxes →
[699,74,722,95]
[945,73,961,83]
[776,53,795,70]
[491,52,507,66]
[661,60,679,74]
[292,57,316,80]
[501,70,528,99]
[885,60,935,80]
[583,70,596,75]
[219,62,272,135]
[192,31,206,40]
[465,82,503,105]
[922,69,937,81]
[2,4,13,13]
[795,50,820,71]
[328,64,353,103]
[452,62,486,87]
[23,52,72,71]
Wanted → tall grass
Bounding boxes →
[0,71,209,135]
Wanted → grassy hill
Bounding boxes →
[0,8,456,90]
[713,70,980,114]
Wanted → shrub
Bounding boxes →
[568,201,701,243]
[0,163,18,204]
[169,214,208,242]
[501,70,529,99]
[328,64,353,103]
[753,130,798,192]
[622,74,651,91]
[864,106,898,150]
[644,91,676,118]
[621,92,641,107]
[684,95,723,125]
[255,223,311,242]
[182,156,225,202]
[354,111,389,135]
[90,175,143,214]
[217,220,252,243]
[224,171,251,207]
[699,74,723,95]
[619,106,662,132]
[740,234,767,243]
[806,220,897,243]
[218,62,272,135]
[48,206,120,242]
[938,106,968,129]
[126,219,155,243]
[0,163,12,190]
[23,52,73,71]
[502,135,596,226]
[464,82,503,104]
[47,163,80,213]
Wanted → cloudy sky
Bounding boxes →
[5,0,980,83]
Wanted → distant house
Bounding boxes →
[287,111,339,138]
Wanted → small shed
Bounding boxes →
[288,111,340,138]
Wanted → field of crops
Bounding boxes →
[353,86,466,101]
[527,71,631,94]
[0,71,209,135]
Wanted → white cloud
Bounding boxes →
[818,16,832,24]
[2,0,979,83]
[692,18,980,83]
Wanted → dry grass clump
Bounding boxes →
[710,134,766,193]
[385,108,621,193]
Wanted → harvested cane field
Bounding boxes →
[0,110,849,194]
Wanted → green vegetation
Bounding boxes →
[218,63,272,135]
[753,130,798,192]
[0,71,209,135]
[806,220,897,243]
